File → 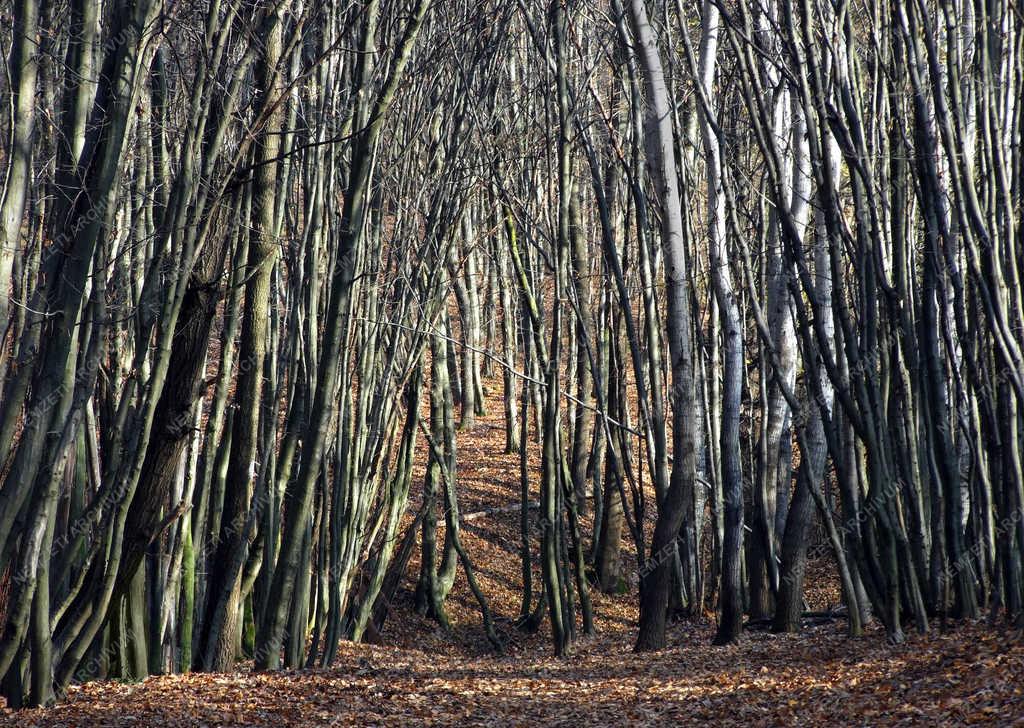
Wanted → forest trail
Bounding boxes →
[5,379,1023,727]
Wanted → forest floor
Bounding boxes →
[4,376,1024,726]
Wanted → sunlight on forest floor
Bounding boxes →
[5,620,1022,725]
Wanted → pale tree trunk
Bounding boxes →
[625,0,699,652]
[689,1,744,646]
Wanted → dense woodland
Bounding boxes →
[0,0,1022,715]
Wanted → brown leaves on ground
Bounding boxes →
[6,379,1023,726]
[4,623,1023,726]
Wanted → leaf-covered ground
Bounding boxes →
[6,379,1023,726]
[7,621,1024,726]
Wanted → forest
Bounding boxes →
[0,0,1023,724]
